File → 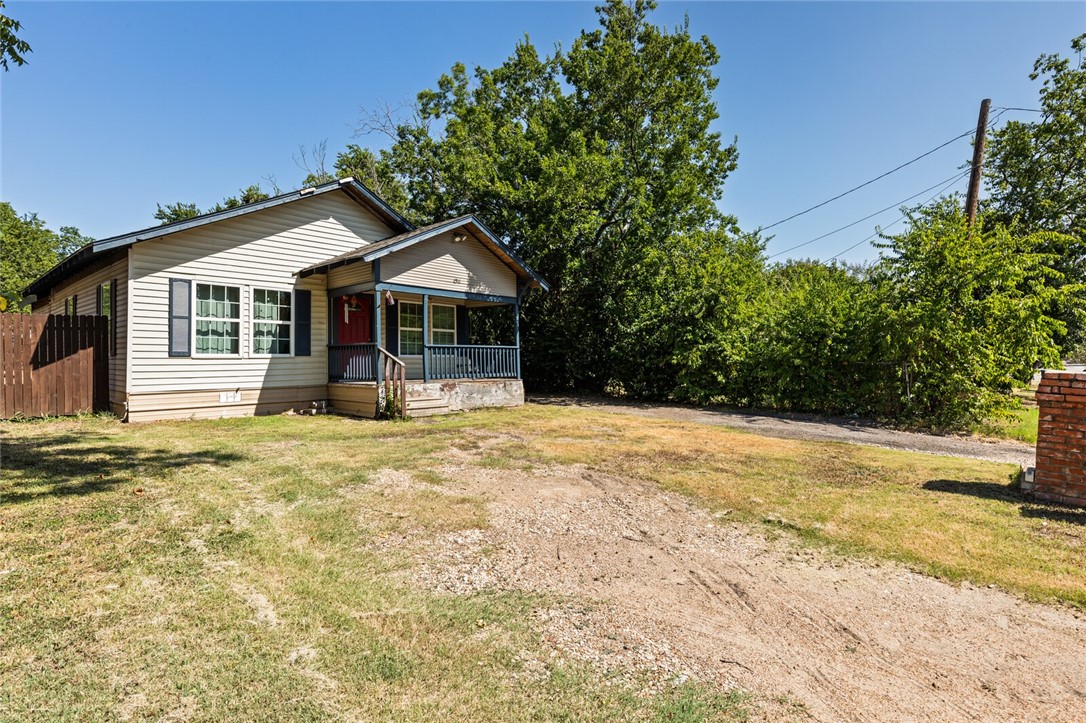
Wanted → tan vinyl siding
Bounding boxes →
[128,191,395,397]
[327,261,374,290]
[40,255,129,409]
[127,385,327,422]
[381,231,517,297]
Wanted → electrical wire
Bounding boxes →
[759,110,1008,232]
[825,170,971,261]
[765,169,972,259]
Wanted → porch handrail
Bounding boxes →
[425,344,520,381]
[377,346,407,419]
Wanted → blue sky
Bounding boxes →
[2,1,1082,262]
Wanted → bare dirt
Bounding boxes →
[367,437,1086,721]
[532,397,1036,467]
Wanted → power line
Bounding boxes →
[825,170,971,262]
[766,169,972,259]
[994,106,1042,113]
[759,110,1008,232]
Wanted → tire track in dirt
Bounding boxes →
[378,450,1086,721]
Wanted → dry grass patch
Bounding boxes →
[448,405,1085,608]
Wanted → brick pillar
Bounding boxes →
[1031,371,1086,508]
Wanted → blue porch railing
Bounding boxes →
[329,343,378,382]
[426,345,520,380]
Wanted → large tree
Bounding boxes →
[984,34,1086,348]
[1,203,90,311]
[359,0,740,390]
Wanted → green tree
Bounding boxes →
[363,0,740,391]
[984,34,1086,348]
[985,33,1085,237]
[154,185,271,224]
[0,202,91,311]
[209,184,271,212]
[0,1,31,71]
[876,200,1068,427]
[154,202,200,224]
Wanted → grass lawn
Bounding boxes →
[2,405,1082,720]
[974,406,1039,445]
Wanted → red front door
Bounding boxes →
[335,295,373,344]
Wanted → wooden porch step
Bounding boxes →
[406,396,450,417]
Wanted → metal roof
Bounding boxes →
[23,177,414,299]
[298,214,550,292]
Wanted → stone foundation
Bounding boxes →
[406,379,524,412]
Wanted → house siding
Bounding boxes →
[126,191,394,416]
[328,261,374,290]
[38,254,130,413]
[381,231,517,298]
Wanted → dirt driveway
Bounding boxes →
[533,397,1036,467]
[371,436,1085,721]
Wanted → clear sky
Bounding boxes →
[2,1,1082,263]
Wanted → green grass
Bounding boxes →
[1,405,1082,719]
[975,406,1039,444]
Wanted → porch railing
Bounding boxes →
[426,344,520,381]
[328,343,377,382]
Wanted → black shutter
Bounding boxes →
[387,299,399,356]
[96,285,103,315]
[168,278,191,357]
[110,279,118,356]
[71,294,77,316]
[456,305,469,345]
[295,289,312,356]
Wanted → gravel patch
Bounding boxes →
[371,445,1086,721]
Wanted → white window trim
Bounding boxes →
[398,300,424,357]
[191,280,244,359]
[430,302,457,346]
[249,285,294,358]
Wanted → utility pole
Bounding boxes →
[965,98,992,226]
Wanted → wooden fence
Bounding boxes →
[0,314,109,419]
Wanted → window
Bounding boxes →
[97,282,115,357]
[194,283,240,355]
[252,288,291,355]
[64,296,76,315]
[399,302,423,355]
[431,304,456,346]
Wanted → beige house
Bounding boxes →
[24,178,548,422]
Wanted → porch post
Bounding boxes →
[374,290,383,383]
[422,292,430,382]
[514,301,521,379]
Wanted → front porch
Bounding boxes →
[324,286,525,418]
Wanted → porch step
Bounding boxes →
[406,396,450,417]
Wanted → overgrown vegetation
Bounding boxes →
[1,408,1081,719]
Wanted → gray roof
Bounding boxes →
[24,177,414,299]
[299,214,550,291]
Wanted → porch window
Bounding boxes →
[431,304,456,346]
[195,283,241,355]
[252,288,291,355]
[399,301,423,355]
